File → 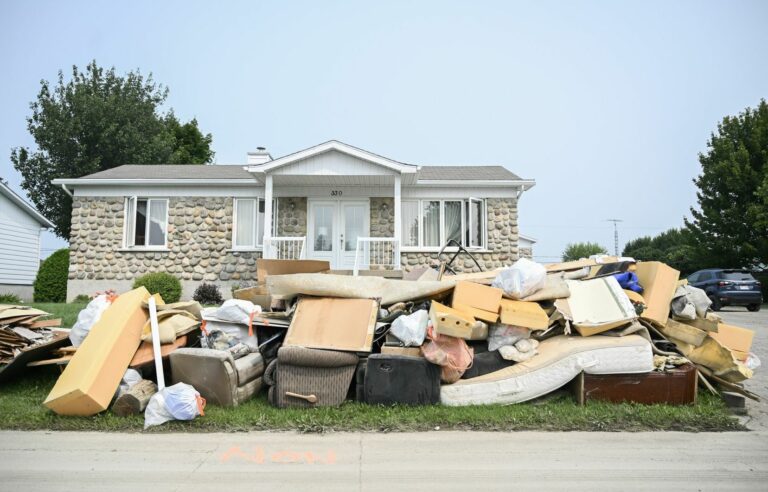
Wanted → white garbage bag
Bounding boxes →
[144,383,205,429]
[390,310,429,346]
[69,294,112,347]
[491,258,547,299]
[116,368,142,398]
[201,300,261,349]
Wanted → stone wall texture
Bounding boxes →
[276,197,307,237]
[68,196,261,287]
[68,195,519,297]
[401,197,519,272]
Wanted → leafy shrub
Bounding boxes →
[133,272,182,303]
[72,294,91,303]
[0,293,22,304]
[193,283,223,305]
[33,248,69,302]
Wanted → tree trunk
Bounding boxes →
[112,379,158,416]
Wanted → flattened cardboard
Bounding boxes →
[430,301,475,338]
[658,318,708,346]
[710,323,754,358]
[453,303,499,323]
[452,281,503,313]
[284,297,378,352]
[0,330,70,384]
[256,259,330,283]
[43,287,151,416]
[676,313,719,332]
[634,261,680,326]
[499,300,549,330]
[555,277,637,337]
[381,346,423,357]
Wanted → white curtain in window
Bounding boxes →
[423,201,441,247]
[445,201,462,244]
[235,199,256,248]
[469,199,483,247]
[401,201,419,247]
[148,200,168,246]
[125,197,136,247]
[257,199,265,246]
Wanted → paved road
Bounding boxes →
[0,430,766,491]
[718,307,767,430]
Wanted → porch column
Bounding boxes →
[393,174,402,269]
[263,174,273,255]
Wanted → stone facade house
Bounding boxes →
[54,141,535,301]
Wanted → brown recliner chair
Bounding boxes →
[263,346,358,408]
[170,348,264,407]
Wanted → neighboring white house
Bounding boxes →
[53,140,536,300]
[0,181,54,300]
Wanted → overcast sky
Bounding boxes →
[1,0,766,261]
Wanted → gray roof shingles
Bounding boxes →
[80,164,254,180]
[417,165,521,181]
[76,164,522,182]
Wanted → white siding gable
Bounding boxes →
[270,150,398,177]
[0,192,43,285]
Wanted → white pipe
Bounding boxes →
[59,183,73,197]
[148,296,165,391]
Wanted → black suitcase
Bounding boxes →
[461,350,515,380]
[364,354,440,405]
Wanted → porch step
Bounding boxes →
[329,269,404,279]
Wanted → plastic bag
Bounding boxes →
[421,323,473,383]
[202,299,261,325]
[390,309,429,346]
[745,352,761,371]
[69,294,113,347]
[671,285,712,320]
[487,323,531,351]
[491,258,547,299]
[499,339,539,362]
[144,383,205,429]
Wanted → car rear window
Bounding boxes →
[722,271,756,281]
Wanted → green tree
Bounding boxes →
[11,61,214,238]
[562,242,608,262]
[622,228,703,274]
[685,99,768,269]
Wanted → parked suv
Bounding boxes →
[687,269,763,312]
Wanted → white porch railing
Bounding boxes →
[263,236,306,260]
[353,237,401,276]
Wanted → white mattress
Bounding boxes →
[440,335,653,406]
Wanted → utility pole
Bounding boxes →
[606,219,623,256]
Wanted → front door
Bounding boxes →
[308,200,369,269]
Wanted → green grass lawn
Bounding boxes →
[1,302,742,433]
[31,302,87,328]
[0,365,742,433]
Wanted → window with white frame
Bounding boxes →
[124,197,169,248]
[233,198,277,249]
[401,199,486,249]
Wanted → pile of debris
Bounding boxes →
[0,305,68,383]
[1,256,759,428]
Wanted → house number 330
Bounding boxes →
[330,190,343,196]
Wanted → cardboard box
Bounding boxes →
[256,259,330,283]
[554,277,637,337]
[676,313,719,332]
[381,346,423,357]
[43,287,151,416]
[453,303,499,323]
[499,299,548,330]
[284,297,378,352]
[452,281,503,314]
[634,261,680,326]
[710,323,754,361]
[429,301,479,339]
[658,318,708,346]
